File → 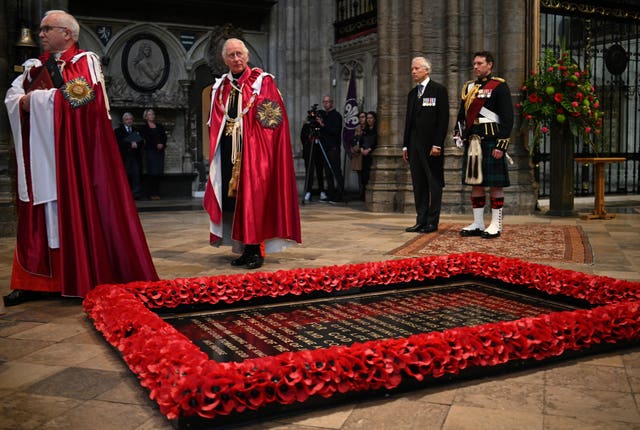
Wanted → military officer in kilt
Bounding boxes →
[455,51,513,239]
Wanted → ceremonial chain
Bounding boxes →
[217,79,257,122]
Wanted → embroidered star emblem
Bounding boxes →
[256,99,283,129]
[62,77,95,108]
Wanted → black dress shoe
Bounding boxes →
[230,253,249,266]
[481,230,501,239]
[460,228,484,237]
[420,224,438,233]
[405,224,424,233]
[245,254,264,270]
[3,289,37,307]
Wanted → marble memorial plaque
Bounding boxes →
[165,282,582,362]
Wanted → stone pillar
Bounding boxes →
[268,0,337,195]
[498,0,538,214]
[179,79,194,174]
[367,0,413,212]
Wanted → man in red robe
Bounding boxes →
[203,38,301,269]
[4,10,158,306]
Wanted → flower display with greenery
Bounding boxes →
[518,49,603,154]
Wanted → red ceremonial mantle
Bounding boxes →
[83,253,640,421]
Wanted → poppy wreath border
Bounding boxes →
[83,252,640,421]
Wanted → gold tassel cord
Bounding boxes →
[228,119,242,198]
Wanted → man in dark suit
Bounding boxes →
[114,112,144,200]
[403,56,450,233]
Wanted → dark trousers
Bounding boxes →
[324,146,344,200]
[122,153,142,199]
[408,147,442,226]
[220,134,235,212]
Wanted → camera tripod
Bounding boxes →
[302,132,347,205]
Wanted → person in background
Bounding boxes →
[140,108,167,200]
[357,111,367,129]
[358,111,378,200]
[455,51,513,239]
[317,95,345,203]
[402,56,450,234]
[3,9,157,306]
[114,112,144,200]
[203,38,301,270]
[350,122,364,182]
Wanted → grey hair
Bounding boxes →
[412,56,431,72]
[221,38,249,60]
[122,112,133,120]
[44,10,80,41]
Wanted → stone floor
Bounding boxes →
[1,197,640,430]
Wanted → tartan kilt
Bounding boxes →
[461,139,510,187]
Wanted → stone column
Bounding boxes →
[367,0,413,212]
[269,0,337,195]
[179,79,194,174]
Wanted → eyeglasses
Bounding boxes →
[39,25,66,33]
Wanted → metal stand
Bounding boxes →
[302,134,346,205]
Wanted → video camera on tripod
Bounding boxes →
[306,104,327,134]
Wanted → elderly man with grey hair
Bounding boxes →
[4,10,158,305]
[402,56,450,234]
[204,38,301,270]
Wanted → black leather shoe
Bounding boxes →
[405,224,424,233]
[420,224,438,233]
[460,228,483,237]
[481,230,501,239]
[245,254,264,270]
[230,254,249,266]
[3,289,37,307]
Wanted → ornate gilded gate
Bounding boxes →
[536,1,640,197]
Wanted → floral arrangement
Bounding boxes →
[518,49,603,154]
[83,253,640,422]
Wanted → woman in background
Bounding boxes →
[358,111,377,200]
[140,108,167,200]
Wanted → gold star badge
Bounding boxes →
[62,77,95,108]
[256,99,283,129]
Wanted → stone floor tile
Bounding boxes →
[96,377,158,407]
[25,367,125,400]
[452,379,544,413]
[0,337,53,361]
[577,352,626,367]
[545,385,640,423]
[544,414,640,430]
[0,392,82,430]
[280,403,354,429]
[38,399,155,430]
[0,361,66,390]
[341,396,449,430]
[74,348,130,372]
[625,367,640,393]
[20,342,104,367]
[0,320,42,337]
[8,322,87,342]
[133,415,174,430]
[407,384,458,405]
[622,349,640,367]
[443,405,542,430]
[544,362,632,392]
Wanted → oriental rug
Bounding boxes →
[84,253,639,428]
[389,224,592,264]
